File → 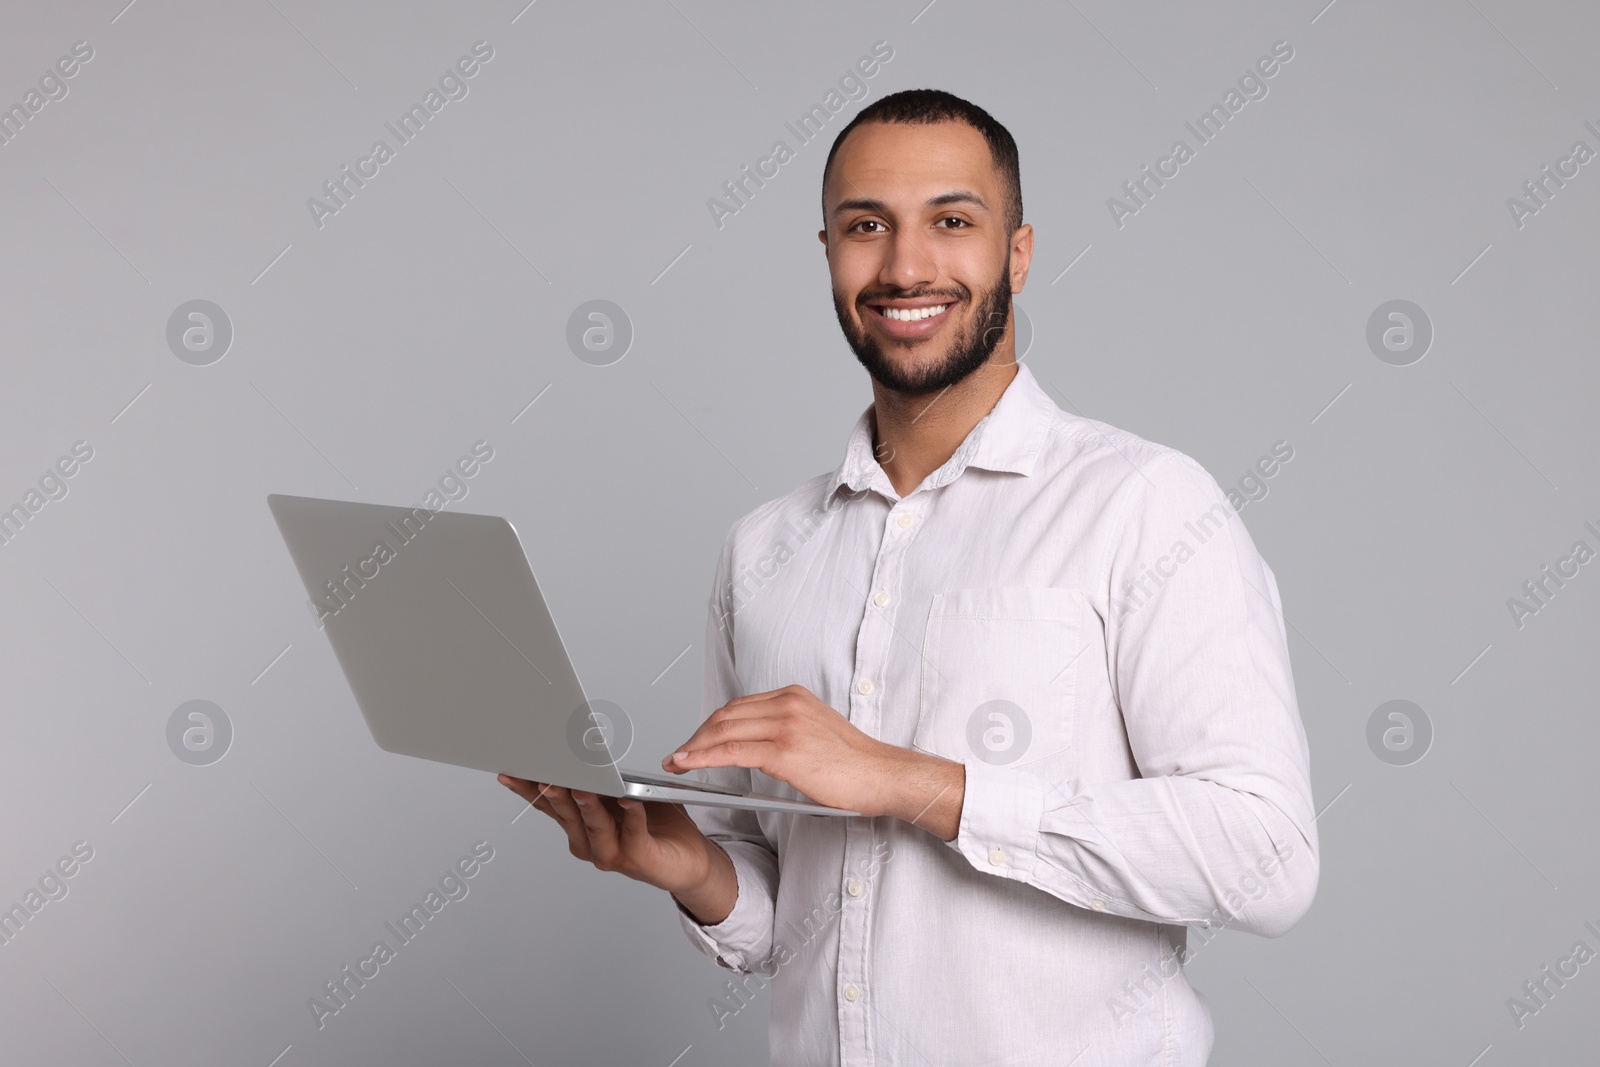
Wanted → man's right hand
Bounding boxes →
[498,775,738,926]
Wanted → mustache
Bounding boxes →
[858,289,967,305]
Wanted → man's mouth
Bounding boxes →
[878,303,950,321]
[864,300,956,336]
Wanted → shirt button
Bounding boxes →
[896,512,913,528]
[857,678,875,695]
[843,984,860,1002]
[873,591,891,608]
[1090,899,1107,911]
[988,848,1005,866]
[846,879,864,897]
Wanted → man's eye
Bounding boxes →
[937,216,969,229]
[850,220,886,234]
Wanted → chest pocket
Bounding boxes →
[914,586,1083,777]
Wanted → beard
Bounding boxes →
[833,256,1014,397]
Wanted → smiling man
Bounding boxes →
[501,89,1319,1066]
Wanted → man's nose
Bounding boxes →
[879,232,936,290]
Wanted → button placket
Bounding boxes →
[837,816,873,1063]
[850,501,915,732]
[835,501,914,1066]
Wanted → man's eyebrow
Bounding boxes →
[927,190,989,212]
[830,190,991,217]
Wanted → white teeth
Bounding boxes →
[882,304,949,322]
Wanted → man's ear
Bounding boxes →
[818,228,828,248]
[1009,223,1034,293]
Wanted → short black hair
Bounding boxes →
[821,88,1023,237]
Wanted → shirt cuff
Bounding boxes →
[673,845,774,973]
[946,758,1050,884]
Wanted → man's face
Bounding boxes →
[820,120,1028,397]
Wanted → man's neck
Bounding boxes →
[870,356,1020,498]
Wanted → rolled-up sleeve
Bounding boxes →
[673,526,781,973]
[947,451,1320,937]
[674,839,778,972]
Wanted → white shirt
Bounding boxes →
[675,361,1319,1066]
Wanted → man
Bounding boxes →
[500,88,1318,1066]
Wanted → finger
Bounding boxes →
[715,694,792,719]
[667,739,780,774]
[541,786,594,858]
[541,784,579,823]
[498,772,533,794]
[524,781,564,820]
[726,684,812,710]
[666,716,783,769]
[665,700,786,768]
[500,775,557,808]
[571,791,623,866]
[500,774,549,800]
[723,684,799,707]
[616,796,653,850]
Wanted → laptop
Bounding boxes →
[266,493,857,816]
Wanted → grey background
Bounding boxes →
[2,0,1596,1064]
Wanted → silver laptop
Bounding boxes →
[266,493,856,816]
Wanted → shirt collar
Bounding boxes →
[821,360,1057,508]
